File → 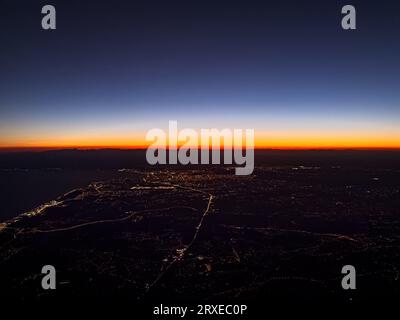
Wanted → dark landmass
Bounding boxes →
[1,148,400,169]
[0,154,399,306]
[1,148,400,221]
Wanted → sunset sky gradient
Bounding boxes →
[1,0,399,150]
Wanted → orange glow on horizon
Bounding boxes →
[0,130,400,151]
[1,130,400,151]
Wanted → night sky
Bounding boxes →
[1,0,399,148]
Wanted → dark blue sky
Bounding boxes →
[0,0,399,147]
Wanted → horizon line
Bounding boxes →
[1,146,400,153]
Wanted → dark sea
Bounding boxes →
[0,169,126,222]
